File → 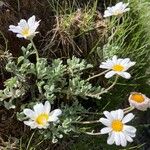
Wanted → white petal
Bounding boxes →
[124,130,136,138]
[18,19,28,28]
[104,10,112,17]
[24,120,33,126]
[115,2,123,8]
[100,59,114,69]
[9,25,16,29]
[120,132,127,147]
[116,109,124,120]
[100,127,112,134]
[124,8,130,12]
[104,111,113,120]
[99,118,111,126]
[120,58,130,65]
[105,71,116,78]
[50,109,62,117]
[118,72,131,79]
[24,120,37,129]
[110,110,118,119]
[124,125,137,133]
[23,109,35,119]
[29,19,40,33]
[99,64,111,69]
[28,15,35,26]
[107,132,115,145]
[44,101,51,114]
[114,133,121,146]
[124,61,136,70]
[9,25,21,33]
[128,61,136,67]
[27,16,40,33]
[33,103,44,114]
[122,113,134,123]
[116,58,123,64]
[124,133,133,142]
[48,116,59,122]
[112,55,118,64]
[16,34,24,38]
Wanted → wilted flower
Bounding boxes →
[104,2,130,17]
[100,109,136,147]
[99,55,135,79]
[9,15,40,40]
[23,101,62,129]
[129,92,150,111]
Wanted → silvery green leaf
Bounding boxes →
[52,137,58,143]
[4,101,16,109]
[67,56,93,76]
[27,43,33,50]
[17,56,24,64]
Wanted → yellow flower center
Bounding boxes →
[21,27,30,37]
[112,64,124,72]
[36,113,49,125]
[114,10,122,16]
[131,93,145,103]
[111,120,123,132]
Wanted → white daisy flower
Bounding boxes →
[100,109,136,147]
[129,92,150,111]
[104,2,130,17]
[23,101,62,129]
[99,55,136,79]
[9,15,40,39]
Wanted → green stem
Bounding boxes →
[30,39,39,60]
[26,131,35,150]
[87,70,109,81]
[124,106,134,114]
[73,120,100,124]
[103,75,119,92]
[86,75,119,98]
[84,131,101,136]
[0,30,8,51]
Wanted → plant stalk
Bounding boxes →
[30,39,39,60]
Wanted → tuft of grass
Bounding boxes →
[42,1,107,60]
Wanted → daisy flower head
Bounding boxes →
[99,55,136,79]
[23,101,62,129]
[129,92,150,111]
[104,2,130,18]
[9,15,40,40]
[100,109,136,147]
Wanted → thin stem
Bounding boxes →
[119,143,145,150]
[30,39,39,60]
[26,131,35,150]
[87,70,109,81]
[0,30,8,51]
[87,75,119,98]
[124,106,134,114]
[84,131,101,136]
[102,75,119,93]
[123,106,132,111]
[73,120,100,124]
[76,112,103,115]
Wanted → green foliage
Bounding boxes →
[0,43,105,144]
[67,56,93,76]
[36,101,87,143]
[0,42,105,106]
